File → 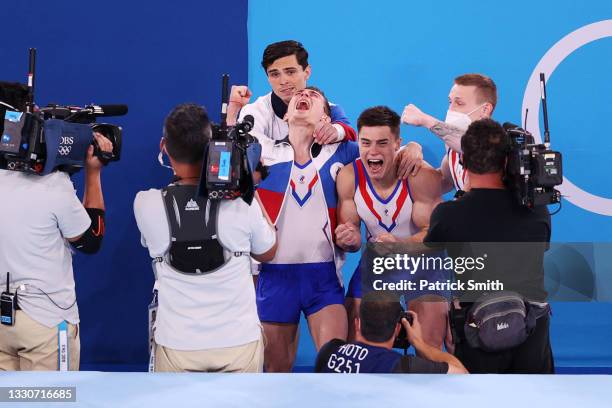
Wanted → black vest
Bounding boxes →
[160,184,231,274]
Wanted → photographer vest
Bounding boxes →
[156,183,246,274]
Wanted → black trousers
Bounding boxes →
[455,314,555,374]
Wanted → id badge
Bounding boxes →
[58,321,69,371]
[148,288,158,372]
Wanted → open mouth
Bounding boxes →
[367,159,384,172]
[296,99,310,111]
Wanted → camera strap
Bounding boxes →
[449,301,468,345]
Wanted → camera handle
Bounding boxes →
[26,48,36,113]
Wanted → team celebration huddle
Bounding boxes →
[0,40,553,375]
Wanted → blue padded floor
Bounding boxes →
[0,371,610,408]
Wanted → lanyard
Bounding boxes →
[57,321,69,371]
[148,287,159,373]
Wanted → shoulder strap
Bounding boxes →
[162,184,215,240]
[204,199,219,239]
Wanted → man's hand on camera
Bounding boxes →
[86,132,112,172]
[403,310,424,345]
[313,120,339,145]
[395,141,424,178]
[401,104,436,129]
[335,222,361,251]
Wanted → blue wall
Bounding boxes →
[2,0,248,370]
[247,0,612,368]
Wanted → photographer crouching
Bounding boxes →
[134,104,276,372]
[0,85,112,371]
[315,291,467,373]
[424,118,554,373]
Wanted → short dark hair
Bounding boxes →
[261,40,309,71]
[357,106,401,138]
[304,86,331,116]
[0,82,29,112]
[359,291,403,343]
[454,73,498,112]
[461,118,510,174]
[163,103,211,164]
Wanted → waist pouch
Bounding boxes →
[464,291,538,352]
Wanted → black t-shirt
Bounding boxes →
[425,188,551,243]
[424,188,551,301]
[315,339,448,374]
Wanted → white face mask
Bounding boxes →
[158,150,174,172]
[444,104,486,131]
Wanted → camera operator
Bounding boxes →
[134,103,276,372]
[424,119,554,373]
[0,91,112,371]
[315,291,467,373]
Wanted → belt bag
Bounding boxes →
[464,291,537,352]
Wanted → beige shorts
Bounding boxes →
[154,335,264,373]
[0,311,80,371]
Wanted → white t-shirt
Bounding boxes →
[133,189,275,351]
[0,170,90,328]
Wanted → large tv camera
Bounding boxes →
[504,73,563,208]
[198,74,262,205]
[0,49,127,175]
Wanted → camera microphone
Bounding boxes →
[87,104,128,117]
[241,115,254,133]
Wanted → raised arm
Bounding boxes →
[401,104,464,153]
[335,164,362,252]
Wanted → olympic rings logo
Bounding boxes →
[58,146,72,156]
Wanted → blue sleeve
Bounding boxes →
[341,141,359,165]
[330,103,350,126]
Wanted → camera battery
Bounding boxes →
[1,291,17,326]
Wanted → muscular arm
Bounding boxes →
[401,104,464,153]
[429,121,464,153]
[411,337,468,374]
[403,313,467,374]
[250,195,277,263]
[335,164,362,252]
[408,165,443,243]
[251,242,277,263]
[435,155,454,194]
[67,135,107,245]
